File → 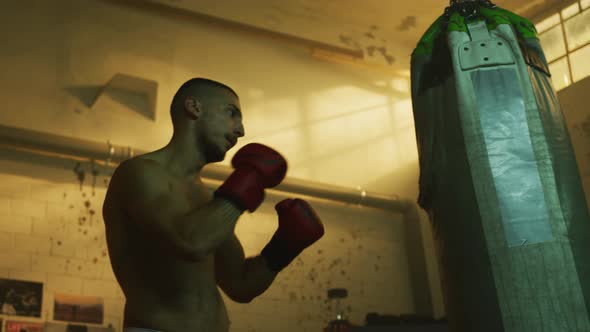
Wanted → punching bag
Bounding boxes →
[410,1,590,331]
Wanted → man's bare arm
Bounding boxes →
[215,234,278,303]
[116,143,287,261]
[216,198,325,302]
[114,159,243,261]
[241,255,278,301]
[182,198,244,259]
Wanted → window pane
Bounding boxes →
[562,3,580,20]
[582,0,590,10]
[539,25,567,62]
[535,13,561,33]
[570,43,590,82]
[564,7,590,50]
[549,57,572,91]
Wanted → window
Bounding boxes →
[536,0,590,91]
[564,8,590,50]
[538,25,567,62]
[562,3,580,20]
[535,13,560,33]
[549,57,572,91]
[570,44,590,82]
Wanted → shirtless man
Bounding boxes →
[102,78,325,332]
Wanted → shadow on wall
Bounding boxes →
[364,162,441,318]
[364,162,420,201]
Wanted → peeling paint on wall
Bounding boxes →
[397,16,416,32]
[338,25,396,65]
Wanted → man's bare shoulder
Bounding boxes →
[103,156,191,240]
[104,156,171,215]
[117,155,163,173]
[110,156,166,188]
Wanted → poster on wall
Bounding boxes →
[45,322,114,332]
[53,294,103,325]
[0,278,43,317]
[5,320,44,332]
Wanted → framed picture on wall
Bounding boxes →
[53,294,103,325]
[5,320,44,332]
[0,278,43,318]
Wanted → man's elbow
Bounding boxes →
[232,293,254,304]
[228,288,256,304]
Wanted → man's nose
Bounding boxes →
[234,123,245,137]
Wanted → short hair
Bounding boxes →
[171,78,237,109]
[170,78,238,128]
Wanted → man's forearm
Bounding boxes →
[184,197,243,258]
[242,255,279,301]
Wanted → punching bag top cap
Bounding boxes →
[445,0,497,22]
[413,2,538,57]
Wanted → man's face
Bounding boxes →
[199,89,244,163]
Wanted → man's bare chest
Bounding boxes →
[172,180,214,211]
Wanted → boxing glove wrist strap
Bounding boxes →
[214,168,265,212]
[260,236,300,272]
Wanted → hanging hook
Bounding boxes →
[444,0,497,26]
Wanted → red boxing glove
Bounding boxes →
[261,198,325,272]
[215,143,287,212]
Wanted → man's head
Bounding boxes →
[169,78,245,164]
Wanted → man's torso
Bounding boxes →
[102,154,230,332]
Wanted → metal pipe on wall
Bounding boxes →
[0,124,414,213]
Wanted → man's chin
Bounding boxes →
[208,151,226,163]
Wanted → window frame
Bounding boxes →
[535,1,590,90]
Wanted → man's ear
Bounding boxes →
[184,97,203,119]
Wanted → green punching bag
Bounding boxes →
[410,1,590,331]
